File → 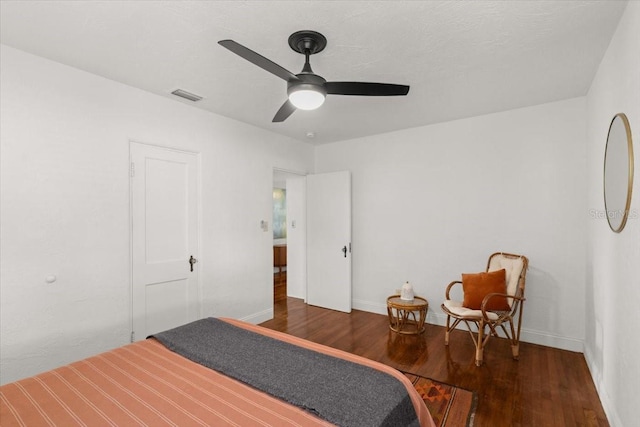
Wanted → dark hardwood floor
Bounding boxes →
[263,284,608,426]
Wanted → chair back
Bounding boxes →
[487,252,528,307]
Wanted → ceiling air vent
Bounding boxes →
[171,89,203,102]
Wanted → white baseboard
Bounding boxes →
[583,347,621,427]
[240,307,274,325]
[353,298,388,315]
[352,298,584,352]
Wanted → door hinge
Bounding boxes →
[130,162,135,178]
[130,331,135,343]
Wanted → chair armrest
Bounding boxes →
[445,280,462,300]
[480,293,526,318]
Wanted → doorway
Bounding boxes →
[272,169,306,309]
[271,169,352,315]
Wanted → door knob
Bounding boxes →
[189,255,198,272]
[342,246,347,258]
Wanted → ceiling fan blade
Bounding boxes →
[325,82,410,96]
[218,40,299,82]
[272,100,297,122]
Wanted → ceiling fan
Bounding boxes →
[218,30,410,122]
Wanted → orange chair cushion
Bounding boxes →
[462,269,511,311]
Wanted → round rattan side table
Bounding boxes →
[386,295,428,335]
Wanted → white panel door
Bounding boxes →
[306,171,351,313]
[130,142,199,340]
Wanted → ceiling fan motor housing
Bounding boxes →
[287,73,327,97]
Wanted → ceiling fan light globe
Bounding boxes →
[288,87,326,110]
[289,89,325,110]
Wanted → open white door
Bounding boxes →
[130,142,199,340]
[306,171,351,312]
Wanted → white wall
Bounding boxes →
[585,2,640,426]
[315,97,587,351]
[0,45,314,384]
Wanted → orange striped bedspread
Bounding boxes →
[0,318,435,427]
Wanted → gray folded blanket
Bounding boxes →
[151,317,419,427]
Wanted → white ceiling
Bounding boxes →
[0,0,628,145]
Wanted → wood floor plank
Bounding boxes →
[261,295,609,427]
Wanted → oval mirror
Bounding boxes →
[603,113,634,233]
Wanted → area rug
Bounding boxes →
[403,372,477,427]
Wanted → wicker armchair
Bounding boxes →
[441,252,529,366]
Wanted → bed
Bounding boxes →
[1,317,435,427]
